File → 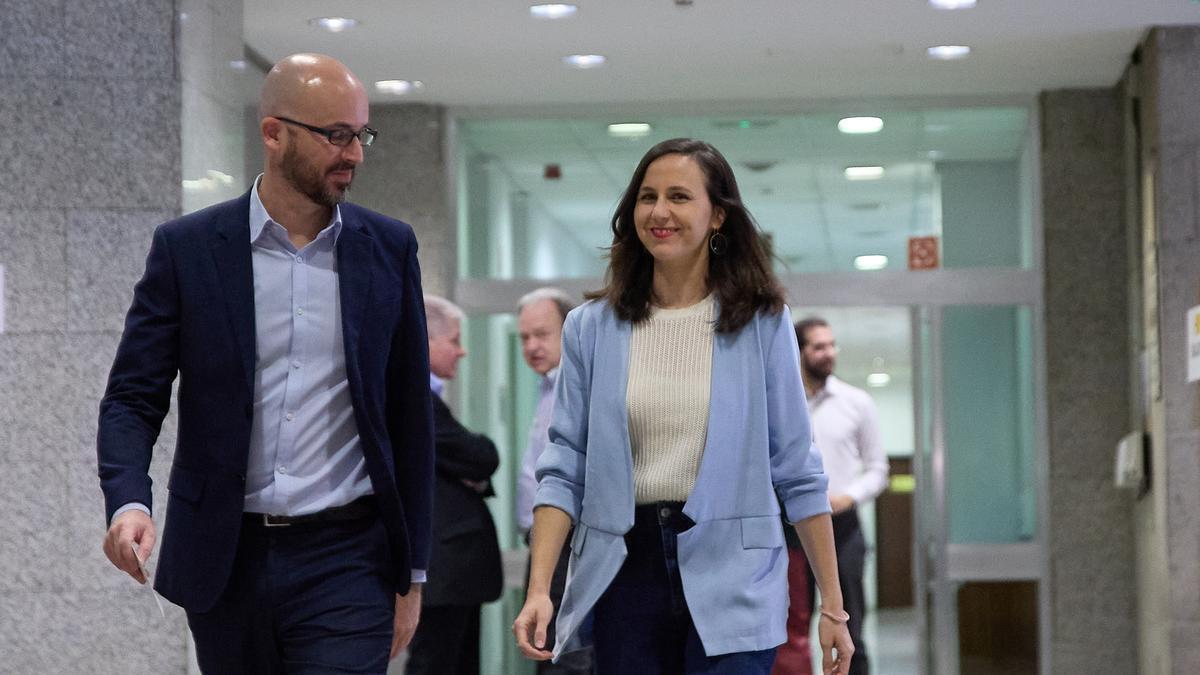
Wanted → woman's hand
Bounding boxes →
[513,592,556,661]
[817,612,855,675]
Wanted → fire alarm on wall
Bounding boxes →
[544,164,561,180]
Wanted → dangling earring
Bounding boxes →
[709,231,728,256]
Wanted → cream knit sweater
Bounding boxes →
[626,294,715,504]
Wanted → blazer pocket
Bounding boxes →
[167,464,206,505]
[740,515,785,549]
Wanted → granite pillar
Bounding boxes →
[0,0,246,672]
[348,104,456,298]
[1137,25,1200,675]
[1039,88,1137,673]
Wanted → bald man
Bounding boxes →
[98,54,435,673]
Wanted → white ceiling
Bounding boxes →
[245,0,1200,107]
[459,106,1028,274]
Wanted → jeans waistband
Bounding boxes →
[632,501,693,533]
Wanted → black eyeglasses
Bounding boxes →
[275,116,377,147]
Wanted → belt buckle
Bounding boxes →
[263,514,291,528]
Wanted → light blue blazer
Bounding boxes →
[534,299,830,659]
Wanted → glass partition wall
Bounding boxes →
[451,103,1046,675]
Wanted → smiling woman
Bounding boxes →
[513,138,856,675]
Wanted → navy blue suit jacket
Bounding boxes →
[97,192,435,612]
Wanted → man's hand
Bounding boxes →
[829,493,856,515]
[390,585,422,659]
[102,510,156,584]
[512,592,555,661]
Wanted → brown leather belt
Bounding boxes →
[244,495,377,528]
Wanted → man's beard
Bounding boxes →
[282,144,354,207]
[803,359,833,382]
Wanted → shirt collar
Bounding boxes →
[430,373,445,398]
[810,374,841,401]
[249,174,343,245]
[541,367,559,391]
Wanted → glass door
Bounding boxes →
[913,304,1041,675]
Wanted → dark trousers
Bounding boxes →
[404,603,481,675]
[186,514,396,674]
[525,532,595,674]
[592,503,777,675]
[774,510,869,675]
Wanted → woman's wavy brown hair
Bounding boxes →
[586,138,785,333]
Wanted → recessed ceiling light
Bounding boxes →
[866,372,892,387]
[844,166,885,180]
[838,117,884,134]
[310,17,358,32]
[228,59,247,71]
[375,80,424,95]
[926,150,944,160]
[563,54,607,69]
[608,123,652,138]
[530,4,578,19]
[930,0,976,8]
[927,45,971,60]
[855,254,889,271]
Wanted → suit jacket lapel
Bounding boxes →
[209,195,257,395]
[336,216,373,371]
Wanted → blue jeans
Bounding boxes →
[592,502,776,675]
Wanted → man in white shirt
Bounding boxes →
[515,287,592,674]
[775,317,888,675]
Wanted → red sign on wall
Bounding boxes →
[908,236,940,270]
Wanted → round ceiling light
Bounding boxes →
[927,45,972,60]
[530,4,578,19]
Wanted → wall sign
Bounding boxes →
[908,236,940,270]
[1188,305,1200,383]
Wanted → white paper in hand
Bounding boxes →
[132,543,166,618]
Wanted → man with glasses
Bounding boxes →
[97,53,434,673]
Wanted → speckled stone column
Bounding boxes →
[1040,88,1137,674]
[348,104,456,298]
[1139,25,1200,675]
[0,0,244,672]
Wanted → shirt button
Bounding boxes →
[277,466,287,475]
[292,361,301,369]
[285,412,295,421]
[296,257,305,265]
[659,507,671,518]
[296,308,304,316]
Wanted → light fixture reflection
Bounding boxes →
[854,254,889,270]
[866,372,892,387]
[930,0,976,8]
[838,117,884,134]
[608,123,652,138]
[844,166,885,180]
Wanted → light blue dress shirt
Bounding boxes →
[517,368,557,532]
[242,179,373,517]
